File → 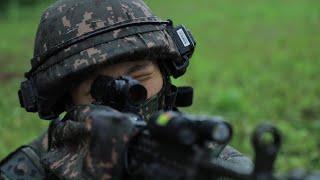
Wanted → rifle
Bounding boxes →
[90,75,320,180]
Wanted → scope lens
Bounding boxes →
[128,84,147,104]
[212,123,230,144]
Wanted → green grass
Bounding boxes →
[0,0,319,172]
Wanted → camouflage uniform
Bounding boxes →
[0,0,252,179]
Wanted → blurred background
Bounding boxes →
[0,0,319,171]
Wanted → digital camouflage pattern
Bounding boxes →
[42,105,137,179]
[138,87,166,120]
[27,0,181,113]
[0,147,45,179]
[0,105,252,180]
[1,0,253,179]
[0,105,138,179]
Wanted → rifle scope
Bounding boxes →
[90,75,147,110]
[148,111,232,146]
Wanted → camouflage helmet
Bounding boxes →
[19,0,196,119]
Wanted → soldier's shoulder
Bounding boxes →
[0,146,45,180]
[0,132,48,179]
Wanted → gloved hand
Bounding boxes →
[42,104,137,180]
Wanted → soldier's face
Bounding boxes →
[71,60,164,105]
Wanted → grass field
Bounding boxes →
[0,0,319,172]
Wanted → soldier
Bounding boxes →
[0,0,252,179]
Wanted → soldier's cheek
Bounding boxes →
[141,77,163,99]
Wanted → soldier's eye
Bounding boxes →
[130,69,153,80]
[135,74,152,82]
